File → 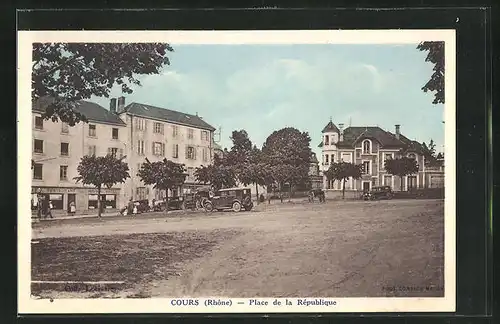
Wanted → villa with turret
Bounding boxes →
[318,119,444,192]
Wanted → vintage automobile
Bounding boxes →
[204,187,253,212]
[120,199,150,215]
[308,189,325,203]
[362,186,393,200]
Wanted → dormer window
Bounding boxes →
[408,153,416,160]
[362,139,372,154]
[324,135,329,146]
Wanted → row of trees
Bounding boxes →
[325,156,420,199]
[70,126,313,217]
[195,127,312,202]
[74,154,189,218]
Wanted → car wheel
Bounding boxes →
[245,203,253,211]
[387,194,393,200]
[232,201,242,212]
[204,202,213,212]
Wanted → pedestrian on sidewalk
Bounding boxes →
[69,201,76,215]
[46,200,54,219]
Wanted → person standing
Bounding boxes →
[69,201,76,215]
[47,200,54,219]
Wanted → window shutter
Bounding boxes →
[185,145,189,159]
[119,148,123,158]
[152,142,155,155]
[107,147,112,155]
[162,143,165,156]
[193,147,197,160]
[88,146,92,156]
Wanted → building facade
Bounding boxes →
[318,120,444,192]
[114,97,217,204]
[31,99,128,215]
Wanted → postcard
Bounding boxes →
[18,29,456,313]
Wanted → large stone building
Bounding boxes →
[113,97,217,202]
[318,119,444,192]
[31,98,128,215]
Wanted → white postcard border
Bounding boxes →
[18,29,456,314]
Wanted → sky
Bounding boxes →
[91,44,445,157]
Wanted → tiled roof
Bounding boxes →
[338,126,403,148]
[32,97,126,126]
[124,102,216,131]
[318,126,423,150]
[321,121,340,133]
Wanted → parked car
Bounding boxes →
[153,197,185,211]
[120,199,150,215]
[362,186,393,200]
[204,187,253,212]
[308,189,325,202]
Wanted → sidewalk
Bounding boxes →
[32,211,122,222]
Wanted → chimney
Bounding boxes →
[110,98,117,114]
[395,124,401,140]
[338,123,344,142]
[117,96,126,113]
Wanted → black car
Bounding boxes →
[308,189,325,202]
[363,186,393,200]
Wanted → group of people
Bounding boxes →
[33,194,53,219]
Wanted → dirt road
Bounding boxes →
[31,199,445,298]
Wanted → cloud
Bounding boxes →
[90,46,442,154]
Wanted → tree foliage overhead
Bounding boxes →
[324,162,363,198]
[417,41,445,104]
[194,154,236,190]
[32,43,173,125]
[74,154,130,217]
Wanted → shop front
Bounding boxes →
[31,186,121,216]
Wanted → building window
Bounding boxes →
[187,167,194,179]
[362,139,371,154]
[324,135,329,146]
[325,154,329,164]
[34,116,44,130]
[60,142,69,156]
[60,165,68,180]
[89,124,96,137]
[153,142,165,156]
[137,140,145,155]
[384,175,392,186]
[384,153,393,161]
[202,147,208,162]
[355,149,361,158]
[88,145,97,156]
[362,161,371,174]
[112,128,119,139]
[186,145,196,160]
[135,118,146,131]
[61,122,69,133]
[173,125,179,137]
[330,154,335,164]
[33,163,43,180]
[172,144,179,158]
[108,147,116,157]
[34,139,43,154]
[408,153,416,160]
[341,153,352,163]
[49,194,64,210]
[136,187,148,200]
[201,130,209,141]
[188,129,194,139]
[154,122,164,134]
